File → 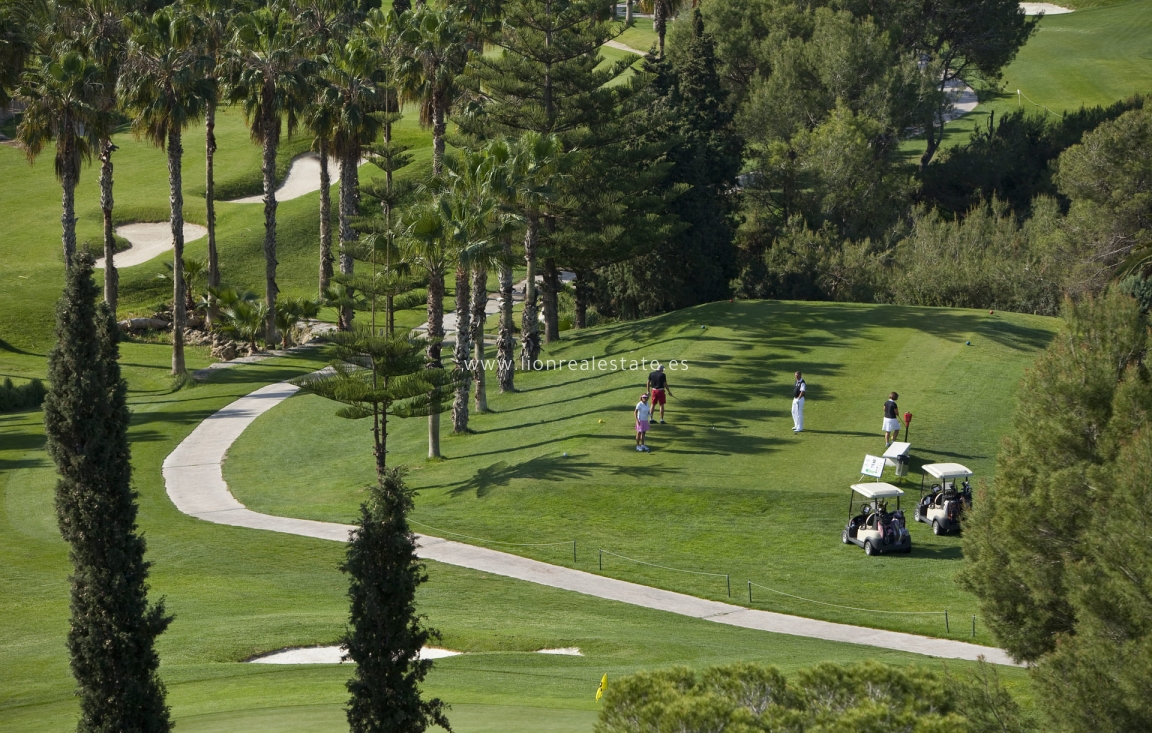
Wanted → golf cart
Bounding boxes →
[842,483,912,555]
[915,463,973,535]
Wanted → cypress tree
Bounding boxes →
[43,253,172,733]
[343,467,450,733]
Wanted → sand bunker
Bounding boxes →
[95,222,207,269]
[536,647,583,656]
[249,646,462,664]
[226,153,359,204]
[1021,3,1073,14]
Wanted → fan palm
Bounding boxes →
[319,35,383,331]
[637,0,692,57]
[0,0,33,107]
[397,4,470,176]
[120,6,213,376]
[16,49,106,270]
[501,132,565,371]
[224,3,315,345]
[439,148,501,433]
[186,0,236,327]
[297,0,357,297]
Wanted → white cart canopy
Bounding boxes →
[922,463,973,480]
[850,483,905,499]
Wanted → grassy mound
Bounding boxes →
[225,300,1056,642]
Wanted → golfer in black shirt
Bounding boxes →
[647,365,673,424]
[883,392,903,445]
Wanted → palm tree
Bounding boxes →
[297,0,356,299]
[224,4,314,345]
[398,4,469,176]
[440,147,500,433]
[187,0,233,328]
[319,35,382,331]
[502,132,564,371]
[70,0,130,312]
[16,50,106,270]
[638,0,691,57]
[120,7,212,376]
[401,201,453,458]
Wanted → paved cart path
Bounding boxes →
[163,379,1018,667]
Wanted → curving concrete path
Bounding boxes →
[162,379,1018,667]
[95,222,207,269]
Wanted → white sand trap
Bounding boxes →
[536,647,583,656]
[227,153,365,204]
[95,222,207,269]
[249,646,462,664]
[1021,2,1073,14]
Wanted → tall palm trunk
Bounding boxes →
[426,267,445,458]
[655,1,667,57]
[520,216,541,369]
[470,264,488,412]
[318,138,334,297]
[432,94,446,176]
[60,123,78,270]
[451,265,471,434]
[625,0,633,23]
[205,100,219,328]
[542,257,560,343]
[167,126,187,376]
[99,139,118,311]
[497,239,515,392]
[261,104,280,348]
[338,149,358,331]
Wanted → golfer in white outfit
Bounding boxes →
[792,371,806,433]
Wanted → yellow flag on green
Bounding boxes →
[595,673,608,701]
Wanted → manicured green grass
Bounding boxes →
[909,0,1152,155]
[0,105,436,369]
[225,300,1056,644]
[0,344,1037,733]
[617,16,657,53]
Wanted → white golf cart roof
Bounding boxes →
[850,483,905,499]
[922,463,973,480]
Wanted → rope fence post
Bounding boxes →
[599,549,602,571]
[945,609,950,633]
[573,540,577,563]
[727,574,731,598]
[972,615,976,638]
[748,580,752,604]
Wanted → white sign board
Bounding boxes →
[861,454,885,478]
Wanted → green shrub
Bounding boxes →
[0,377,48,413]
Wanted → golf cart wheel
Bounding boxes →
[932,520,943,536]
[841,529,850,545]
[864,540,875,556]
[914,507,922,523]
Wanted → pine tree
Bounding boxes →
[458,0,671,338]
[343,467,451,733]
[43,253,172,733]
[603,10,741,316]
[959,289,1148,663]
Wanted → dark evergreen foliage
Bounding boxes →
[343,467,450,733]
[602,10,742,317]
[0,376,48,412]
[920,96,1146,216]
[43,253,172,733]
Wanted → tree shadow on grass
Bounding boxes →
[445,452,678,498]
